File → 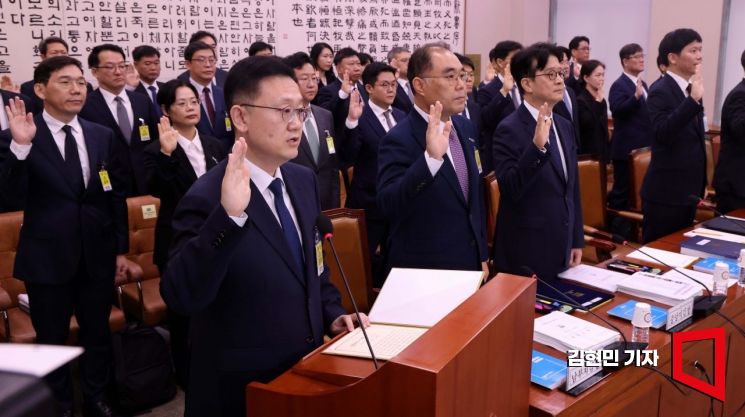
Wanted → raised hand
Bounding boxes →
[484,64,496,83]
[634,78,644,99]
[690,64,704,102]
[157,116,178,156]
[125,63,140,89]
[347,89,364,122]
[221,137,251,217]
[425,101,450,161]
[0,75,20,93]
[340,70,354,95]
[6,97,36,145]
[533,102,551,150]
[500,62,514,96]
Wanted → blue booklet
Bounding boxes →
[680,235,745,260]
[531,350,567,390]
[693,257,740,275]
[607,300,668,329]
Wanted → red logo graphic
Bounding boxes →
[671,328,726,401]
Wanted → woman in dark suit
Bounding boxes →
[310,42,337,89]
[576,59,610,164]
[144,79,226,388]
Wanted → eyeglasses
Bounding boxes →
[173,99,200,109]
[627,53,645,60]
[190,57,217,66]
[420,72,469,85]
[53,77,88,89]
[534,69,569,81]
[238,103,310,122]
[375,81,397,89]
[95,62,129,72]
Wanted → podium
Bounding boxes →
[247,273,536,417]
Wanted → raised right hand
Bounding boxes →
[690,65,704,102]
[6,97,36,145]
[425,101,450,161]
[634,78,644,99]
[157,116,178,156]
[221,137,252,217]
[340,70,353,95]
[500,63,514,96]
[533,102,551,150]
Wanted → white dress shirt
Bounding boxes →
[413,104,454,177]
[99,88,134,130]
[368,100,396,132]
[140,80,160,104]
[0,99,9,130]
[10,110,91,187]
[190,77,214,123]
[176,131,207,178]
[524,100,568,178]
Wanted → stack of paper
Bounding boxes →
[626,247,699,267]
[617,271,702,305]
[558,264,630,293]
[533,311,620,353]
[662,268,738,292]
[685,228,745,244]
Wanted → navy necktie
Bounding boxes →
[148,85,161,117]
[548,125,566,181]
[268,178,304,273]
[62,125,85,195]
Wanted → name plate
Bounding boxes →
[566,363,603,391]
[666,298,694,330]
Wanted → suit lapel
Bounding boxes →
[411,113,466,206]
[453,119,477,206]
[312,107,330,164]
[81,121,102,194]
[32,116,79,196]
[202,138,220,170]
[282,165,316,288]
[363,107,386,139]
[173,145,198,182]
[298,129,318,169]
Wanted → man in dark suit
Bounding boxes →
[387,47,413,113]
[131,45,165,117]
[491,43,584,284]
[161,56,363,417]
[555,46,581,145]
[456,53,483,159]
[342,62,405,286]
[283,52,353,210]
[566,36,590,95]
[0,56,128,417]
[182,41,234,152]
[713,49,745,213]
[642,28,706,243]
[176,31,229,88]
[476,40,522,173]
[377,43,488,279]
[608,43,653,210]
[80,44,159,197]
[315,47,367,127]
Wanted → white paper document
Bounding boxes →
[0,344,83,377]
[662,268,739,291]
[684,228,745,244]
[533,311,620,353]
[617,271,702,305]
[323,324,429,360]
[627,247,699,268]
[558,264,630,293]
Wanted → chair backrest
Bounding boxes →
[628,147,652,211]
[0,211,25,307]
[321,208,373,313]
[126,195,161,281]
[483,172,500,245]
[705,137,715,186]
[712,135,721,167]
[339,171,347,208]
[577,157,606,229]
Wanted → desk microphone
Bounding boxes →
[520,266,646,370]
[316,214,379,370]
[688,194,745,235]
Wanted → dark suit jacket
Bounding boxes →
[553,86,581,147]
[176,68,228,88]
[133,81,166,100]
[476,77,516,172]
[194,84,234,152]
[342,105,406,219]
[143,134,226,270]
[1,89,37,117]
[80,89,159,196]
[641,73,706,206]
[491,105,584,282]
[464,94,483,152]
[377,111,488,273]
[0,115,128,284]
[565,63,582,95]
[392,82,413,113]
[290,104,340,210]
[576,89,610,162]
[608,74,652,160]
[161,161,346,417]
[21,80,92,115]
[713,79,745,199]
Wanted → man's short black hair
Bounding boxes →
[34,56,83,85]
[407,42,451,92]
[88,44,126,68]
[658,28,702,60]
[455,53,475,70]
[223,56,296,107]
[333,47,359,66]
[568,36,590,51]
[657,54,668,69]
[184,41,215,61]
[132,45,160,62]
[39,37,68,56]
[510,42,563,95]
[488,40,523,62]
[282,51,313,70]
[387,47,410,63]
[189,31,217,46]
[619,43,643,64]
[248,41,273,56]
[359,53,373,66]
[557,46,571,61]
[362,62,397,87]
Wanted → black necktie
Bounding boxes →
[548,124,566,181]
[203,87,216,127]
[686,83,692,96]
[268,178,304,273]
[62,125,85,195]
[148,85,161,117]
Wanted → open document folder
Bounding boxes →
[323,268,483,360]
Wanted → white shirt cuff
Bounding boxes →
[10,141,32,160]
[424,150,444,176]
[345,118,359,129]
[229,212,248,227]
[338,88,350,100]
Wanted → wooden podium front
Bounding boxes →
[246,274,536,417]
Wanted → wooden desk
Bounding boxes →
[529,210,745,417]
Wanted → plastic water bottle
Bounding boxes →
[738,249,745,288]
[712,261,729,296]
[631,302,651,344]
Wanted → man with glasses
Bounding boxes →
[387,46,413,113]
[161,56,364,417]
[377,43,489,280]
[184,41,234,152]
[607,43,652,212]
[455,53,482,149]
[566,35,591,94]
[316,47,367,126]
[1,56,129,417]
[491,43,584,285]
[80,43,159,196]
[282,52,355,209]
[177,31,229,88]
